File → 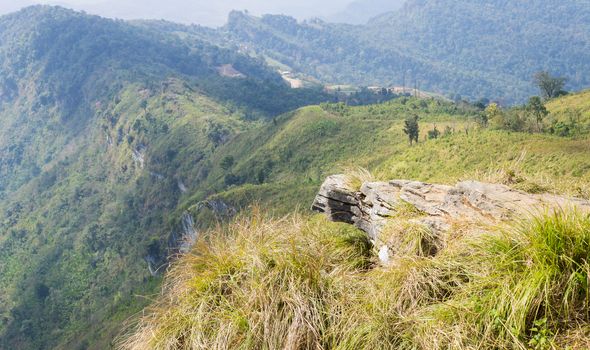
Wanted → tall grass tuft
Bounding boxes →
[117,210,372,350]
[120,210,590,349]
[343,167,374,191]
[418,210,590,349]
[480,210,590,346]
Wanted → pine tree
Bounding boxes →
[403,115,420,145]
[526,96,549,132]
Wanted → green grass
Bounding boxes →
[119,210,590,349]
[187,93,590,220]
[546,90,590,124]
[119,91,590,349]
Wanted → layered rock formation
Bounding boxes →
[312,175,590,262]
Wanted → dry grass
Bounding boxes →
[119,210,590,350]
[466,150,590,199]
[117,210,371,350]
[342,167,374,191]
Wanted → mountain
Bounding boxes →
[1,3,590,350]
[365,0,590,99]
[216,0,590,103]
[0,0,350,27]
[120,90,590,349]
[327,0,406,24]
[0,6,332,349]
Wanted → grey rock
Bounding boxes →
[178,212,198,253]
[312,175,590,257]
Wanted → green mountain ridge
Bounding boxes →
[119,90,590,349]
[0,6,335,193]
[0,6,332,349]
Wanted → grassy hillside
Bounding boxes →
[0,6,333,195]
[0,79,251,349]
[2,45,588,348]
[546,90,590,124]
[1,6,589,349]
[120,91,590,349]
[175,91,590,218]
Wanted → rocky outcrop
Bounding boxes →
[312,175,590,261]
[168,199,237,254]
[132,144,147,169]
[145,199,238,276]
[178,212,198,253]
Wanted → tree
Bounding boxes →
[220,156,235,171]
[474,97,490,110]
[224,173,242,186]
[551,121,572,137]
[485,103,504,129]
[403,115,420,145]
[526,96,549,132]
[475,112,488,128]
[428,124,440,139]
[534,71,567,100]
[206,121,230,146]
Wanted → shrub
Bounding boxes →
[427,125,440,139]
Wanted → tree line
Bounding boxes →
[402,71,578,145]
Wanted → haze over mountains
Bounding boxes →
[0,0,386,26]
[328,0,407,24]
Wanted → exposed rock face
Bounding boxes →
[178,212,198,253]
[312,175,590,261]
[145,199,238,275]
[167,199,237,255]
[131,144,147,169]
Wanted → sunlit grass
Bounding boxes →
[120,208,590,349]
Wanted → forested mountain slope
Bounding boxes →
[0,6,331,349]
[211,0,590,103]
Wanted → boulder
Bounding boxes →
[312,175,590,261]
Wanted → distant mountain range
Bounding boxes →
[203,0,590,103]
[0,0,358,27]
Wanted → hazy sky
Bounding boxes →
[0,0,357,27]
